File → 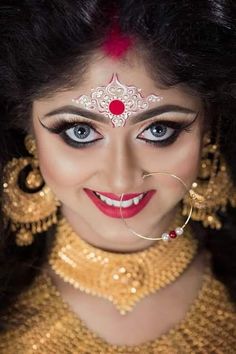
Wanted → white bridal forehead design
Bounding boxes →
[72,73,163,127]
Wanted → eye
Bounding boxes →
[64,123,101,143]
[38,117,104,148]
[138,121,180,145]
[59,122,103,148]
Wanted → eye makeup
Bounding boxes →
[137,120,193,147]
[38,111,199,149]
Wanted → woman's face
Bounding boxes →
[32,52,204,251]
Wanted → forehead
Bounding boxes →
[33,51,202,112]
[81,52,155,92]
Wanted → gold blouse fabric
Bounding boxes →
[0,265,235,354]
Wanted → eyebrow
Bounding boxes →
[43,104,196,125]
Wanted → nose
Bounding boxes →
[101,141,145,194]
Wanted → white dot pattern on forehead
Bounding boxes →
[72,73,163,127]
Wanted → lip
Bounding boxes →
[92,191,146,201]
[84,188,156,219]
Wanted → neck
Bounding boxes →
[61,204,179,253]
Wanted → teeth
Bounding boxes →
[95,192,145,208]
[133,197,140,205]
[105,197,113,206]
[120,199,133,208]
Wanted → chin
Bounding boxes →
[89,220,157,252]
[98,234,152,252]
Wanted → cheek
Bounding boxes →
[144,131,202,203]
[162,130,201,182]
[33,128,95,191]
[171,137,201,183]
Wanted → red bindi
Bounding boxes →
[109,100,125,115]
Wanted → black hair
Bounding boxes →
[0,0,235,320]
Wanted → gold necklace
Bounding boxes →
[1,263,235,353]
[49,215,198,314]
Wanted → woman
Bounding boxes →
[0,1,235,353]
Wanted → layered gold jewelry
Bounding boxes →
[1,260,235,353]
[2,135,61,246]
[182,134,236,229]
[49,214,198,314]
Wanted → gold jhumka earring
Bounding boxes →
[3,134,61,246]
[182,134,236,229]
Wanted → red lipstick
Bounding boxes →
[84,188,156,219]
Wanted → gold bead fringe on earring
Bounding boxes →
[3,135,61,246]
[182,135,236,229]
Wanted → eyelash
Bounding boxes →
[43,118,193,149]
[137,121,191,147]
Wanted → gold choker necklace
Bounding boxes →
[49,216,198,314]
[2,266,236,353]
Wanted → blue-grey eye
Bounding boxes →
[65,124,100,143]
[140,123,175,142]
[150,124,167,137]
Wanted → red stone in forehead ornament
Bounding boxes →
[109,100,125,115]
